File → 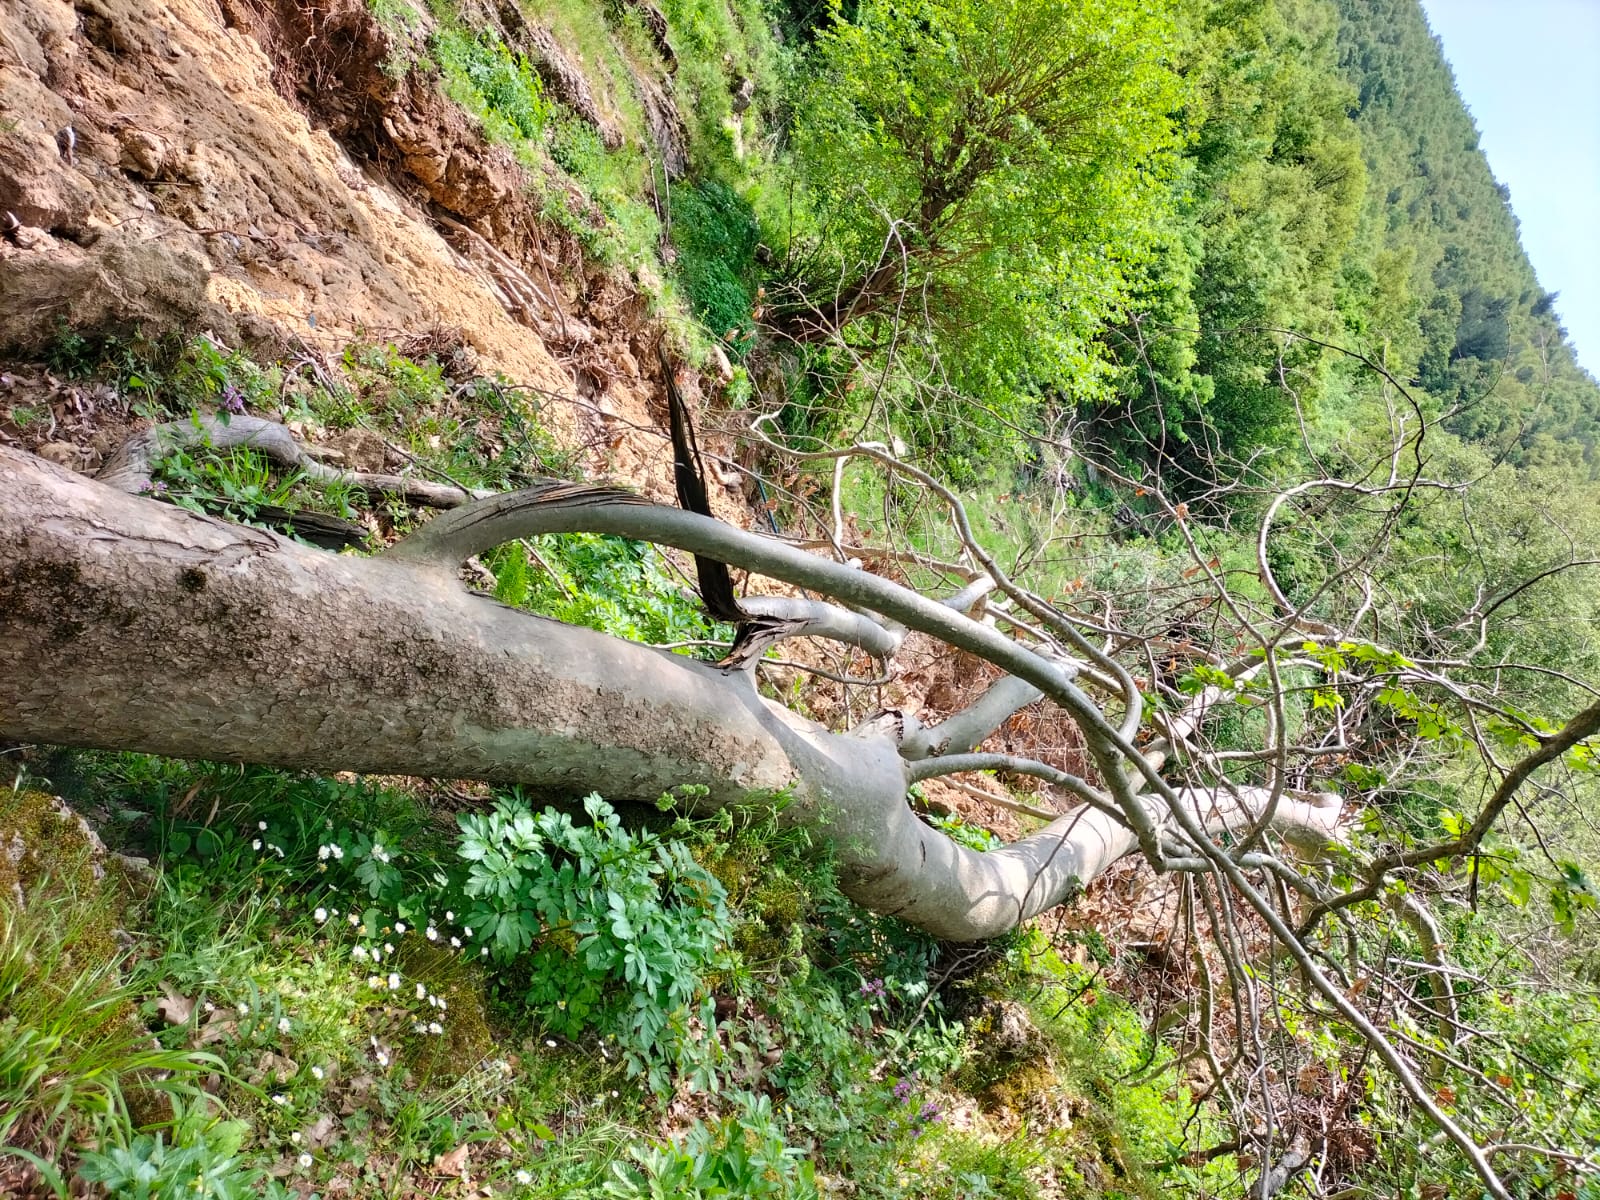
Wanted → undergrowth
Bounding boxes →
[1,744,1238,1198]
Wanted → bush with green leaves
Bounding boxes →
[779,0,1185,470]
[604,1092,818,1199]
[75,1101,278,1200]
[458,793,731,1091]
[671,180,762,353]
[434,27,551,146]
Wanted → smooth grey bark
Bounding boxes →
[0,449,1099,938]
[0,449,1341,939]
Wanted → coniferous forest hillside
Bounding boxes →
[2,0,1599,1196]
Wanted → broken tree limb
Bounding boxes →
[95,414,492,509]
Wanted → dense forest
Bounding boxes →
[3,0,1599,1196]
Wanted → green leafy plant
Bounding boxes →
[434,27,552,145]
[603,1092,818,1199]
[75,1100,272,1200]
[486,534,727,651]
[458,793,731,1090]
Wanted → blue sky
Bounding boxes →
[1417,0,1600,378]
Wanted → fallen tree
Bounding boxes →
[0,445,1339,938]
[5,426,1599,1199]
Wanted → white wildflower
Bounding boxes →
[387,973,400,990]
[367,974,382,989]
[252,839,262,851]
[450,937,461,948]
[416,983,427,1000]
[445,911,455,922]
[384,942,394,954]
[297,1152,313,1169]
[463,927,473,938]
[314,907,327,923]
[427,1021,443,1035]
[425,925,438,941]
[290,1131,302,1144]
[271,1094,288,1106]
[352,945,369,962]
[277,1017,291,1034]
[258,821,267,831]
[394,921,406,934]
[545,1039,557,1049]
[330,844,344,860]
[310,1065,325,1080]
[516,1169,532,1185]
[348,913,360,927]
[318,844,331,861]
[238,1003,251,1017]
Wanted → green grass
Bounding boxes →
[0,840,220,1177]
[5,741,1241,1199]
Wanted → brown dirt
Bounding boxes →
[0,0,719,503]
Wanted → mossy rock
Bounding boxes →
[0,788,149,917]
[396,939,497,1084]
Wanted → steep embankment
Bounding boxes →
[0,0,720,495]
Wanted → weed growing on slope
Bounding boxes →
[435,27,553,143]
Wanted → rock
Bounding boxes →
[327,427,389,473]
[524,24,621,149]
[36,441,80,467]
[731,76,755,114]
[9,224,56,251]
[0,114,90,231]
[118,128,170,179]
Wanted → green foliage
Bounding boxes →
[671,180,761,353]
[781,0,1186,470]
[75,1101,273,1200]
[458,793,732,1090]
[148,434,360,533]
[0,866,217,1159]
[487,534,726,650]
[434,27,552,143]
[604,1093,817,1199]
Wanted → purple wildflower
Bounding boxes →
[220,385,246,415]
[859,977,887,999]
[917,1101,942,1125]
[892,1078,913,1102]
[138,478,169,497]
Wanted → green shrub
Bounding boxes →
[75,1100,276,1200]
[603,1092,817,1199]
[434,27,551,144]
[671,181,761,352]
[487,534,726,650]
[458,793,731,1091]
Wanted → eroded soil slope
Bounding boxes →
[0,0,702,494]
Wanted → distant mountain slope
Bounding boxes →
[1333,0,1600,470]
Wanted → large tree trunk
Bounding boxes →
[0,448,1335,939]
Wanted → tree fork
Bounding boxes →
[0,449,1125,939]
